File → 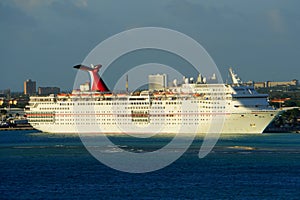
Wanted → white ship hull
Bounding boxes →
[30,111,278,134]
[26,92,280,134]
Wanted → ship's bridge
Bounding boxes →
[232,86,258,95]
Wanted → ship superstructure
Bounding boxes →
[25,65,280,134]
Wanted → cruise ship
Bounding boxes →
[25,65,280,134]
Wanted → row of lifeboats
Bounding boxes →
[57,92,205,99]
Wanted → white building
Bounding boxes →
[148,74,167,91]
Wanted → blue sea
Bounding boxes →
[1,130,300,199]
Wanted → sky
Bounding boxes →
[1,0,300,91]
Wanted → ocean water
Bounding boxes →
[1,130,300,199]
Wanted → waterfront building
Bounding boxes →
[24,79,36,95]
[254,82,267,88]
[254,79,298,88]
[267,79,298,87]
[38,87,60,95]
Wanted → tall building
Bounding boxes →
[38,87,60,95]
[24,79,36,95]
[148,74,167,91]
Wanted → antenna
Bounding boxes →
[126,74,129,93]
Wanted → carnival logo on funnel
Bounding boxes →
[73,27,226,173]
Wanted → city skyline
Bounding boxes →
[1,0,300,91]
[1,75,298,94]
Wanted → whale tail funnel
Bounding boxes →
[74,64,110,92]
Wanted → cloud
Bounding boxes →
[1,0,91,29]
[266,9,286,34]
[49,0,90,19]
[9,0,52,12]
[165,0,211,22]
[0,1,37,28]
[74,0,88,8]
[1,0,299,90]
[8,0,89,14]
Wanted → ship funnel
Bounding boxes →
[73,64,110,92]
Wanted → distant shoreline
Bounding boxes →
[0,124,34,131]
